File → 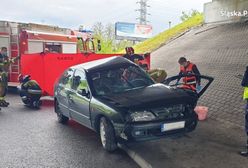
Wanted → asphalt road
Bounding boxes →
[127,119,248,168]
[0,94,138,168]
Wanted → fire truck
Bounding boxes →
[0,21,150,96]
[0,21,99,86]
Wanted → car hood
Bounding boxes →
[96,83,198,110]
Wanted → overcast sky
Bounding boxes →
[0,0,211,35]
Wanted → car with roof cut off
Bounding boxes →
[54,56,213,152]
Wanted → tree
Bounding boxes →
[92,22,104,40]
[103,23,115,52]
[91,22,133,53]
[104,23,115,41]
[180,9,201,22]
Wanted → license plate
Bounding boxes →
[161,121,185,132]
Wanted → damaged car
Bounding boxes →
[54,56,213,152]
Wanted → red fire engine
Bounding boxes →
[0,21,98,85]
[0,21,150,96]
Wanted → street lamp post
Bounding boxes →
[169,21,171,29]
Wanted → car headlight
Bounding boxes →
[130,111,156,122]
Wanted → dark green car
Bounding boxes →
[54,56,213,152]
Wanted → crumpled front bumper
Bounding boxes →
[113,115,198,142]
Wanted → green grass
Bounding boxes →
[132,14,204,53]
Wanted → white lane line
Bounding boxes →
[118,143,153,168]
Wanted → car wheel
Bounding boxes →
[55,100,69,124]
[99,117,117,152]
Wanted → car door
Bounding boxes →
[56,68,74,117]
[68,69,91,128]
[163,74,214,98]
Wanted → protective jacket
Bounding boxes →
[179,62,201,91]
[242,66,248,100]
[242,66,248,87]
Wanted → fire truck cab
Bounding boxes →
[0,21,96,85]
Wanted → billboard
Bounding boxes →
[115,22,152,41]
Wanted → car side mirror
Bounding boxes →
[77,88,89,97]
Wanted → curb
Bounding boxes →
[118,144,152,168]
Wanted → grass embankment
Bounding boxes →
[133,14,203,53]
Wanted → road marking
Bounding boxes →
[118,143,152,168]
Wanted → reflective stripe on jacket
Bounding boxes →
[244,87,248,100]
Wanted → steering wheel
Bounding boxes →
[130,79,147,87]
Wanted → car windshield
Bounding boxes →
[90,65,154,96]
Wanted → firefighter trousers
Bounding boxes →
[245,100,248,136]
[0,72,7,100]
[0,84,6,101]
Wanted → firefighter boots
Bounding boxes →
[0,99,8,107]
[240,139,248,157]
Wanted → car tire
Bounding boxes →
[99,117,117,152]
[55,100,69,124]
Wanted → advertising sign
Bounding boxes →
[115,22,152,41]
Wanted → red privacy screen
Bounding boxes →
[21,53,151,96]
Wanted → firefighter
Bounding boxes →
[0,66,8,107]
[0,47,8,59]
[123,47,144,63]
[148,69,167,83]
[123,47,167,83]
[178,57,201,92]
[0,47,19,107]
[0,66,6,107]
[0,47,10,107]
[0,47,8,87]
[3,55,19,86]
[18,74,42,108]
[240,65,248,157]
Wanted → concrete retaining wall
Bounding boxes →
[204,0,248,23]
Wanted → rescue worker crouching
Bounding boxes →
[178,57,201,92]
[123,47,167,83]
[18,74,42,108]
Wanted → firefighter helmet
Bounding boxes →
[18,74,23,83]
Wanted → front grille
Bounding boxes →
[151,104,185,120]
